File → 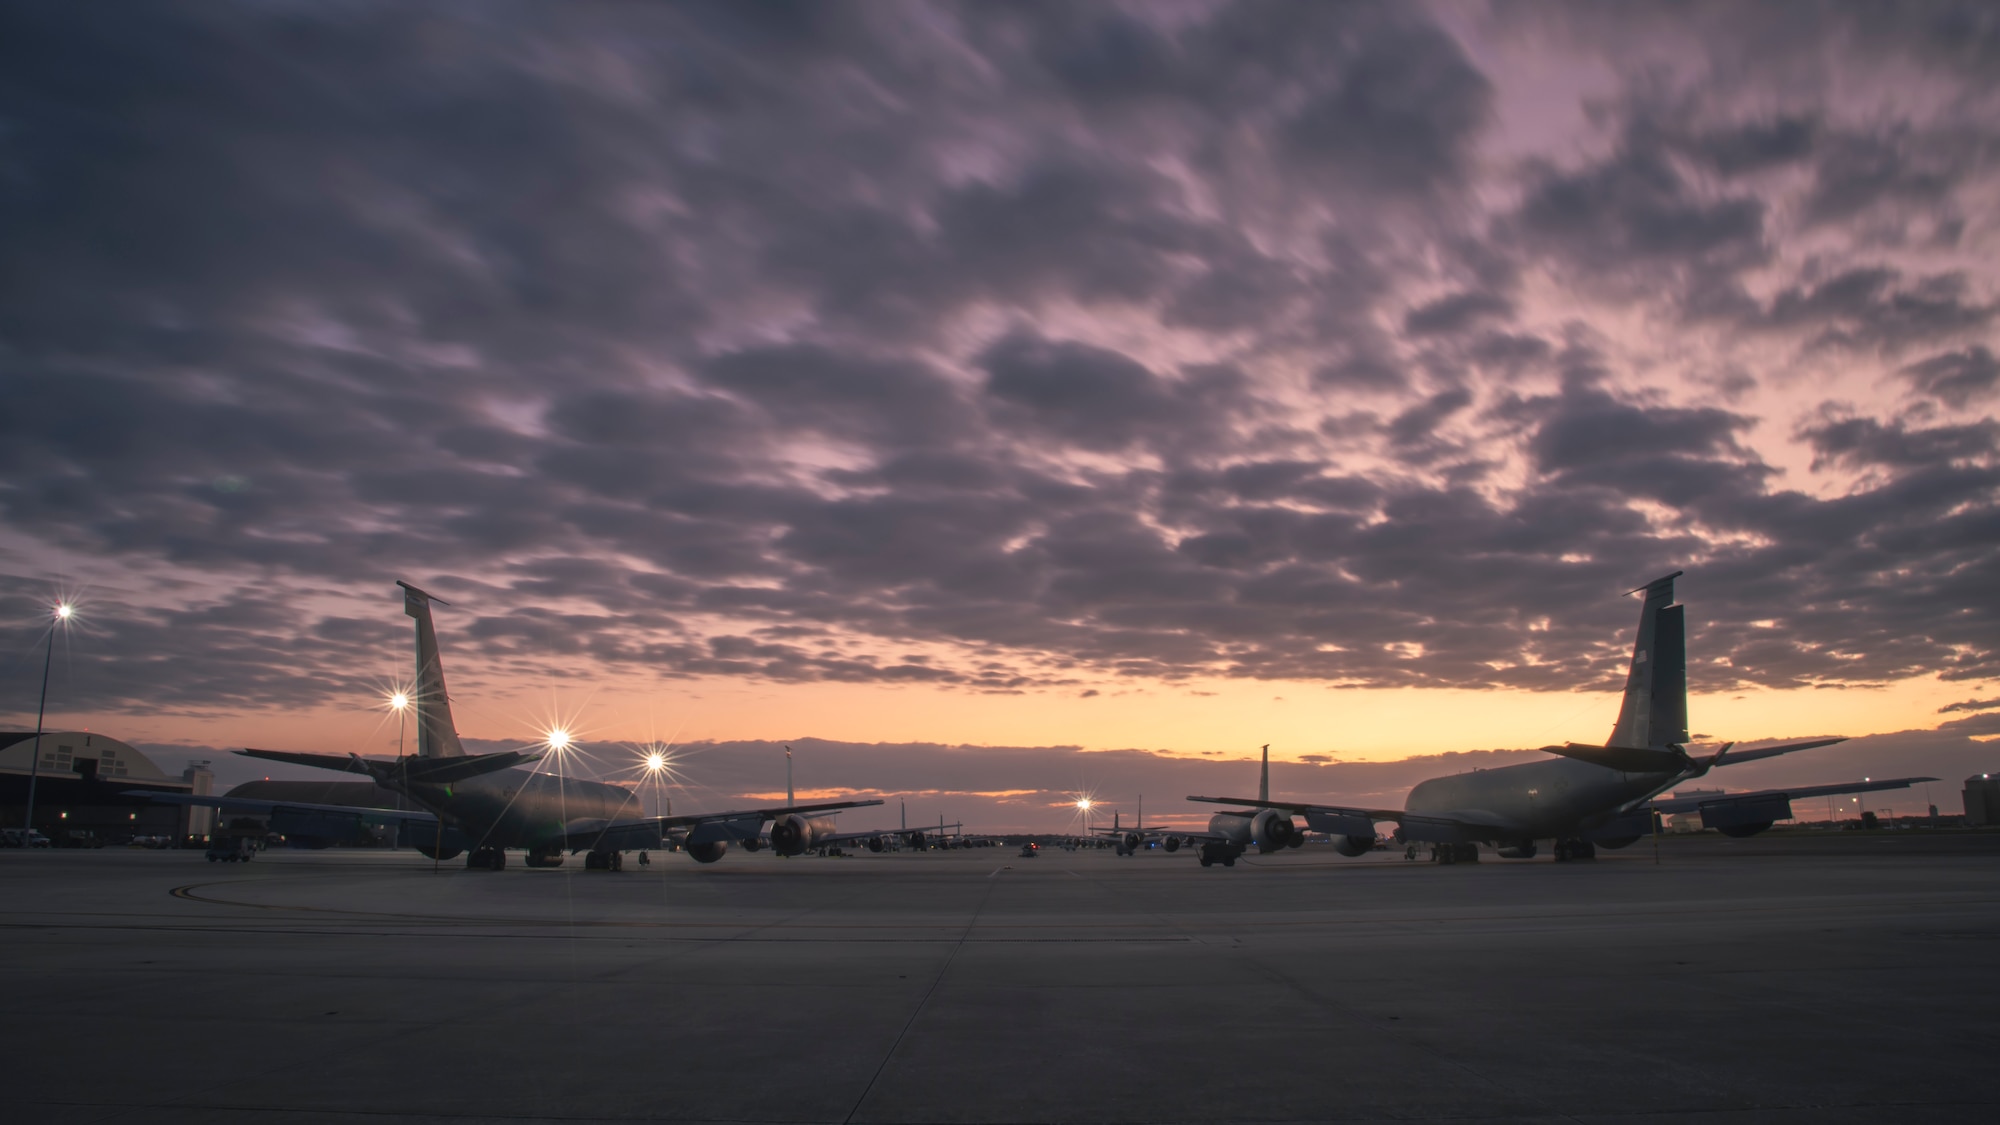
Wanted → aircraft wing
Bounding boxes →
[1648,776,1936,814]
[124,789,439,828]
[1186,795,1526,843]
[1187,795,1400,836]
[558,798,886,852]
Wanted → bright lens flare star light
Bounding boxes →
[54,603,72,620]
[389,691,409,712]
[545,728,573,753]
[644,751,667,772]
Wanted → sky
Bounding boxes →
[2,2,1997,830]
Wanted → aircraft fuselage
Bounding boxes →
[1405,755,1674,842]
[402,768,641,855]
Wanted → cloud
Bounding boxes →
[0,1,1995,734]
[1898,347,2000,408]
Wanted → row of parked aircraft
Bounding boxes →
[136,573,1929,870]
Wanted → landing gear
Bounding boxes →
[466,847,507,870]
[583,850,624,871]
[522,848,563,868]
[1553,838,1597,862]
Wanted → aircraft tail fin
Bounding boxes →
[1608,572,1689,751]
[1259,743,1270,803]
[397,581,465,759]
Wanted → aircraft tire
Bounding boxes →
[1222,855,1235,867]
[491,850,507,870]
[1197,850,1213,868]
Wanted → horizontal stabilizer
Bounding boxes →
[238,748,372,775]
[238,746,536,783]
[400,750,541,783]
[1649,776,1936,814]
[1543,742,1686,773]
[1709,737,1847,766]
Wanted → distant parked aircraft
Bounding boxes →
[135,582,879,869]
[1089,800,1180,855]
[1188,573,1933,866]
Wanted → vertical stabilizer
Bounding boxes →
[397,581,465,759]
[785,745,794,805]
[1609,572,1687,750]
[1259,744,1270,802]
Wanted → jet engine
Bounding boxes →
[1494,842,1538,859]
[866,835,885,853]
[686,839,729,864]
[904,830,927,851]
[1251,808,1299,852]
[1333,834,1374,857]
[415,842,463,862]
[1118,831,1143,853]
[1162,836,1181,852]
[770,814,838,856]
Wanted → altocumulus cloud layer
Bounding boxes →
[1,1,1997,726]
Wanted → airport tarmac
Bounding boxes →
[4,835,1998,1125]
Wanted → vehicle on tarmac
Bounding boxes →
[3,828,53,848]
[1019,841,1040,857]
[1187,572,1935,868]
[205,836,256,862]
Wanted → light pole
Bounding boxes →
[390,691,409,757]
[389,691,410,828]
[22,602,72,835]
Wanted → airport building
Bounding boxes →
[1964,773,2000,827]
[0,731,210,844]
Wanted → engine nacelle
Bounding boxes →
[866,835,885,853]
[1334,834,1374,857]
[686,840,729,864]
[1120,831,1143,853]
[1716,821,1773,839]
[1163,836,1181,852]
[1251,808,1299,852]
[770,814,838,856]
[1495,842,1538,859]
[904,831,926,851]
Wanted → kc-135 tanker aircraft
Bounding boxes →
[137,582,880,869]
[1185,571,1935,867]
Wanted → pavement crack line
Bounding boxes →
[840,867,1003,1125]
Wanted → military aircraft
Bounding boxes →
[1089,801,1181,856]
[1173,744,1307,866]
[135,582,880,869]
[1186,572,1935,866]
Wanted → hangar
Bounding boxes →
[0,731,211,844]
